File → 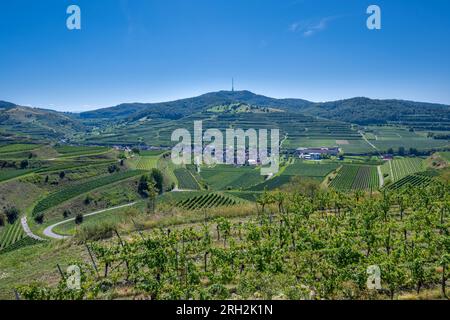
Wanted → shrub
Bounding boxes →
[20,159,29,169]
[63,209,72,218]
[84,195,93,205]
[4,206,19,224]
[75,222,115,242]
[75,213,84,225]
[108,164,119,174]
[0,213,5,226]
[34,213,44,224]
[59,171,65,179]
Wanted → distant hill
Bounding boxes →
[2,92,450,143]
[0,101,17,109]
[0,105,86,140]
[79,90,312,121]
[304,97,450,126]
[207,102,284,114]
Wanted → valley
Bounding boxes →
[0,91,449,300]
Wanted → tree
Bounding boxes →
[108,164,119,173]
[34,213,44,224]
[63,209,72,218]
[4,206,19,224]
[84,195,93,205]
[75,213,84,225]
[20,159,29,169]
[398,147,405,156]
[59,171,66,179]
[138,175,150,197]
[150,169,164,194]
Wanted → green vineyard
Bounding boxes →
[55,146,109,157]
[176,193,237,210]
[382,158,424,182]
[386,174,433,191]
[0,221,38,254]
[174,168,201,190]
[282,161,339,178]
[32,170,145,216]
[330,165,379,191]
[0,144,40,154]
[135,156,159,170]
[0,169,33,183]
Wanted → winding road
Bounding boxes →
[21,216,44,241]
[43,202,137,240]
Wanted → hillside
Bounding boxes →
[79,90,312,121]
[1,92,450,145]
[0,105,86,140]
[305,97,450,127]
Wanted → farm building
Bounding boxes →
[297,147,340,160]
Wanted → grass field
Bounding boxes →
[52,203,141,236]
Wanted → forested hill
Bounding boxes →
[79,91,313,121]
[2,93,450,133]
[304,97,450,125]
[79,91,450,127]
[0,101,17,109]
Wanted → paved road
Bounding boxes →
[20,216,44,241]
[377,166,384,188]
[359,131,378,151]
[43,202,137,240]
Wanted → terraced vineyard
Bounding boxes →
[55,146,110,158]
[330,165,379,191]
[283,161,339,180]
[174,168,201,190]
[386,174,433,191]
[391,158,424,181]
[247,175,292,191]
[0,169,33,183]
[200,165,264,190]
[0,221,37,254]
[0,144,40,154]
[176,193,237,210]
[439,152,450,163]
[135,156,159,170]
[32,170,145,216]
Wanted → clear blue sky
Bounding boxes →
[1,0,449,111]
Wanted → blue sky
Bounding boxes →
[1,0,450,111]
